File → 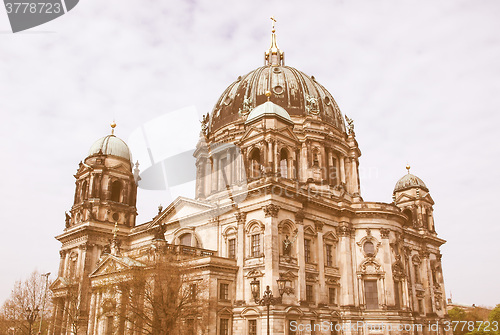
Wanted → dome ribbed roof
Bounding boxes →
[209,65,345,133]
[245,101,292,124]
[88,135,131,161]
[394,173,428,193]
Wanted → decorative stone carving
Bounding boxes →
[246,269,264,278]
[339,223,352,237]
[380,228,390,239]
[314,221,324,232]
[238,97,252,116]
[305,95,319,114]
[262,204,280,218]
[235,212,247,225]
[295,210,305,224]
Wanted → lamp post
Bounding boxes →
[26,307,39,335]
[38,272,51,335]
[250,278,290,335]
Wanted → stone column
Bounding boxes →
[380,228,394,307]
[301,143,308,181]
[235,212,246,302]
[87,292,97,335]
[296,211,306,302]
[262,204,280,289]
[315,221,326,304]
[267,140,273,174]
[338,222,354,306]
[421,250,434,313]
[339,156,346,184]
[211,157,218,192]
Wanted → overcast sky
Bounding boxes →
[1,0,499,307]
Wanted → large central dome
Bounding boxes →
[207,25,346,135]
[209,65,345,134]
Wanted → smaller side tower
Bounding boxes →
[393,165,436,233]
[51,124,138,335]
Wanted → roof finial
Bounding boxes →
[110,121,116,135]
[113,221,119,239]
[265,90,271,101]
[265,16,284,66]
[406,164,411,174]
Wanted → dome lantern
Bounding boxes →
[265,16,284,66]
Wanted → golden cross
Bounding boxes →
[270,16,276,31]
[113,222,119,238]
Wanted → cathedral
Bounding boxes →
[50,23,450,335]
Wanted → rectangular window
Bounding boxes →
[219,283,229,301]
[364,280,379,309]
[325,244,333,267]
[304,239,311,263]
[306,284,314,303]
[394,281,400,309]
[228,238,236,259]
[220,318,229,335]
[329,287,336,305]
[414,264,420,283]
[330,322,338,335]
[248,319,257,335]
[186,319,195,335]
[418,299,424,314]
[190,283,197,301]
[105,316,113,335]
[311,320,316,335]
[288,320,297,335]
[251,234,260,257]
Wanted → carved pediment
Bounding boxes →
[90,255,145,277]
[359,258,383,275]
[246,269,264,278]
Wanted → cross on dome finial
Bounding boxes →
[113,221,119,239]
[110,121,116,135]
[265,16,284,66]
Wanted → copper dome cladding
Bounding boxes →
[209,65,346,134]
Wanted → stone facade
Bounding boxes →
[50,29,450,335]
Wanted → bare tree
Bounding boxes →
[115,248,211,335]
[52,278,84,335]
[0,270,52,335]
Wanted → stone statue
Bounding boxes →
[154,222,166,241]
[283,235,292,256]
[201,113,210,136]
[65,212,71,228]
[345,115,354,134]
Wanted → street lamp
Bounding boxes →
[26,307,39,335]
[250,278,291,335]
[38,272,51,335]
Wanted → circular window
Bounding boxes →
[273,67,281,73]
[363,241,375,256]
[324,96,331,105]
[112,213,119,221]
[273,85,284,95]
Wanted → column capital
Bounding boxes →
[314,220,324,232]
[235,212,247,225]
[295,210,305,224]
[338,223,353,237]
[262,204,280,218]
[380,228,390,239]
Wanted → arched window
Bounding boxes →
[180,233,192,247]
[250,148,261,178]
[403,209,413,227]
[280,148,289,178]
[81,181,88,201]
[111,181,122,202]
